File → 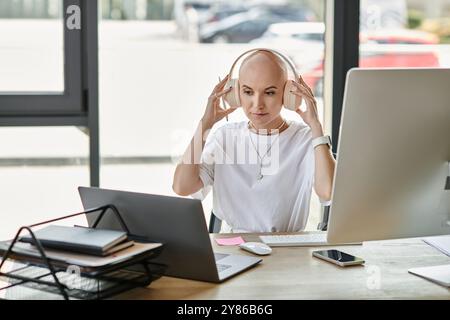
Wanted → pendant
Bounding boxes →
[257,165,263,180]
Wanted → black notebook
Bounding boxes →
[20,225,128,256]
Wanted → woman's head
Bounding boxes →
[238,50,288,128]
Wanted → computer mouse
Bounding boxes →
[239,242,272,256]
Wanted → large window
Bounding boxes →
[0,1,64,92]
[4,0,448,240]
[0,0,84,115]
[0,126,89,240]
[98,0,327,231]
[0,0,95,240]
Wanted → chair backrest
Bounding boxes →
[209,206,329,233]
[208,211,222,233]
[317,205,330,231]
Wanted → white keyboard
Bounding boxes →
[259,233,329,247]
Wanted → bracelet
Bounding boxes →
[312,135,332,149]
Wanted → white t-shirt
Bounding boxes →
[192,120,319,233]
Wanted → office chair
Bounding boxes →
[317,205,330,231]
[209,206,329,233]
[209,211,222,233]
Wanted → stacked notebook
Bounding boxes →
[20,225,134,257]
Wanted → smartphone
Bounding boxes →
[312,249,365,267]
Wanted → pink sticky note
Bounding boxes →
[215,236,245,246]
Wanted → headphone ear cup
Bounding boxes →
[283,80,302,111]
[223,78,241,108]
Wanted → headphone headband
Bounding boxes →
[227,48,299,80]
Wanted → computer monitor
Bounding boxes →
[327,68,450,244]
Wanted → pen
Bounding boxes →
[219,76,228,122]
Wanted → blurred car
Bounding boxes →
[198,5,317,43]
[199,3,249,25]
[173,0,218,40]
[251,22,325,45]
[260,4,317,23]
[250,22,325,78]
[265,21,324,42]
[199,9,288,43]
[298,29,441,96]
[361,28,439,44]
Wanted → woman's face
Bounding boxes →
[238,53,287,128]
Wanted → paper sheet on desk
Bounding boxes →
[423,235,450,257]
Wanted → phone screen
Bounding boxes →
[314,250,361,263]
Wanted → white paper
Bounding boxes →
[423,235,450,257]
[409,264,450,287]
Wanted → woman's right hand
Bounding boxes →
[201,76,236,128]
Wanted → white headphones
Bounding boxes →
[223,48,302,111]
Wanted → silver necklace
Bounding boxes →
[248,119,285,135]
[248,120,285,180]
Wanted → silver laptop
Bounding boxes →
[78,187,261,283]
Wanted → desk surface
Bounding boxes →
[118,233,450,300]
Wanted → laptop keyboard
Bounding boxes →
[214,253,231,273]
[259,233,328,247]
[214,253,228,261]
[217,264,232,273]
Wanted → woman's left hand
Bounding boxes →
[290,76,322,130]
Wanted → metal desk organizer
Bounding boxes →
[0,205,166,300]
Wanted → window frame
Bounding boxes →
[0,0,99,186]
[330,0,360,154]
[0,0,83,116]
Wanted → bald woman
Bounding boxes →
[173,49,335,233]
